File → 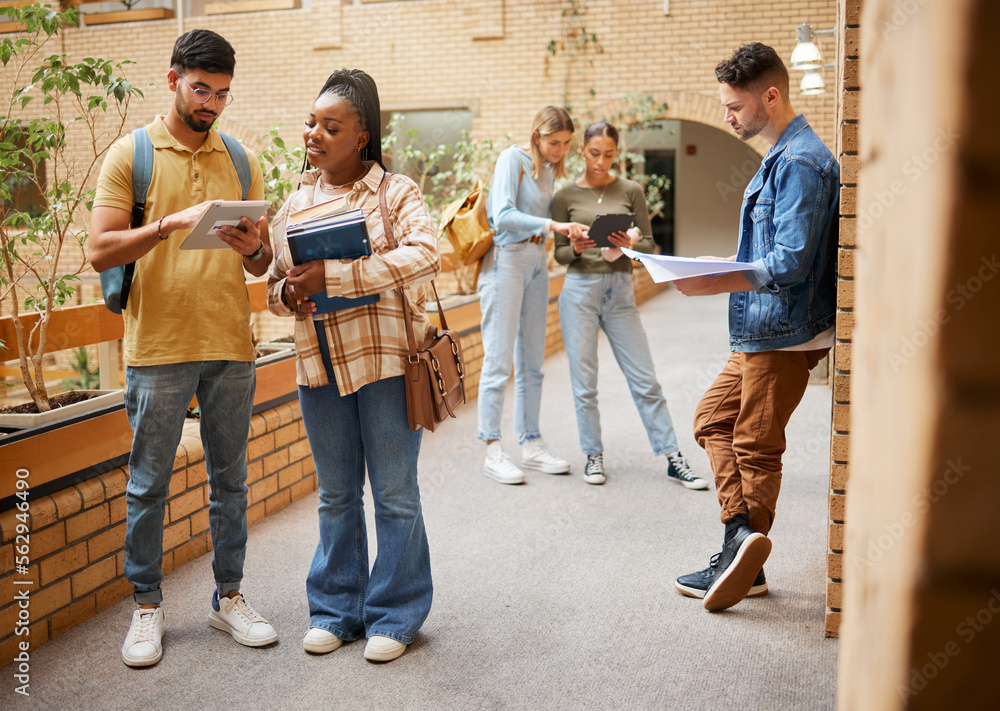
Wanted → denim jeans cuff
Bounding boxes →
[133,588,163,605]
[217,581,243,598]
[518,432,541,445]
[368,630,414,645]
[310,621,362,642]
[477,431,501,442]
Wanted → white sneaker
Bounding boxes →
[364,635,407,662]
[208,591,278,647]
[483,441,526,484]
[122,607,164,667]
[303,627,343,654]
[521,438,571,474]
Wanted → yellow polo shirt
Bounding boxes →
[94,116,264,366]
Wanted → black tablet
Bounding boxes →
[588,213,635,249]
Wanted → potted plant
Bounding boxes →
[0,3,142,426]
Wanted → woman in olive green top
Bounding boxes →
[552,122,706,489]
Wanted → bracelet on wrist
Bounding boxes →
[246,240,266,262]
[157,216,166,240]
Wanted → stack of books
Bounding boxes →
[286,200,379,314]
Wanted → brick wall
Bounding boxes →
[826,0,861,639]
[0,0,838,314]
[0,398,315,668]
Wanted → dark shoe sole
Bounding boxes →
[703,534,772,611]
[675,579,769,599]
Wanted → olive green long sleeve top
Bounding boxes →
[552,176,656,274]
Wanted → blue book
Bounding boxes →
[286,208,381,314]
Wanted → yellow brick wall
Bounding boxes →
[826,0,861,639]
[0,0,837,317]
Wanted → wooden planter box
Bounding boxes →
[0,0,41,33]
[205,0,300,15]
[82,8,174,26]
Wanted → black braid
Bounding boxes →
[317,69,385,170]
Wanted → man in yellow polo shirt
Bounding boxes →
[90,29,276,668]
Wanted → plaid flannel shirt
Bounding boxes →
[267,163,440,394]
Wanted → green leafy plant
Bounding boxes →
[61,346,100,391]
[1,3,142,412]
[380,115,507,294]
[255,124,305,215]
[381,114,505,227]
[605,93,673,220]
[544,0,604,113]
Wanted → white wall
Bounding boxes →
[675,121,763,258]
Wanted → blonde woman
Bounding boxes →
[477,106,587,485]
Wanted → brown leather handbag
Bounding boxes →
[379,175,467,432]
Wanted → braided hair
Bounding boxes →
[316,68,385,170]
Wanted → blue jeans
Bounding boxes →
[476,241,549,443]
[558,272,679,456]
[124,360,255,605]
[299,327,432,644]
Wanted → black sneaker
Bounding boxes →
[665,452,709,490]
[675,552,769,599]
[703,525,772,611]
[583,454,606,485]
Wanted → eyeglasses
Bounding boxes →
[177,75,235,107]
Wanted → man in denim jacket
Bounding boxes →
[672,43,839,611]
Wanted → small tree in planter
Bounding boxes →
[1,3,142,412]
[381,115,504,295]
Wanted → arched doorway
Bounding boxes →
[595,91,769,259]
[626,119,765,258]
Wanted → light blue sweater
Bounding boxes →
[486,145,552,246]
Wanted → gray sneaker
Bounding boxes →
[665,452,709,490]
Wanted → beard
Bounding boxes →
[175,93,216,133]
[735,104,769,142]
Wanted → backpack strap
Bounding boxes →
[113,126,153,311]
[219,131,251,200]
[130,126,153,228]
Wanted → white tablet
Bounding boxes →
[179,200,271,250]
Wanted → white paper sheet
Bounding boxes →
[621,248,756,283]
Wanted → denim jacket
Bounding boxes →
[731,114,840,351]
